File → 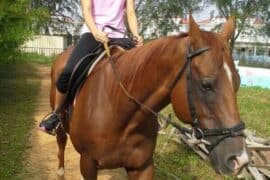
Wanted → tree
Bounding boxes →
[0,0,49,61]
[32,0,203,38]
[136,0,202,38]
[256,0,270,36]
[207,0,269,49]
[31,0,82,35]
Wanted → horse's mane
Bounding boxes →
[113,33,189,85]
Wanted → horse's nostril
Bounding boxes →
[226,156,237,171]
[226,151,250,174]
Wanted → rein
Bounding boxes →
[105,41,245,152]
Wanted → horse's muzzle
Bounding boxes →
[209,137,249,175]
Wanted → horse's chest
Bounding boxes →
[96,133,157,169]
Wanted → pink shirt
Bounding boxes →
[81,0,126,38]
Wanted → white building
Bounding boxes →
[177,16,270,59]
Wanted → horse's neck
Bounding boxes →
[117,37,187,112]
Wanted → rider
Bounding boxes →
[39,0,143,135]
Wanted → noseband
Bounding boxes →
[108,41,245,152]
[171,45,245,152]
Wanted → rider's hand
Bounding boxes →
[133,35,143,46]
[92,29,109,44]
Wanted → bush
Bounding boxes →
[0,0,49,62]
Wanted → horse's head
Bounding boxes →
[171,14,249,175]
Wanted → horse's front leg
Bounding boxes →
[125,159,154,180]
[80,153,97,180]
[56,126,67,177]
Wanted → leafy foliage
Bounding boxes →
[256,0,270,36]
[31,0,82,35]
[136,0,202,38]
[0,0,49,62]
[207,0,270,48]
[30,0,202,38]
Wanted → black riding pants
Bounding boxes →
[56,33,134,93]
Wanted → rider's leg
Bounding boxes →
[54,88,67,113]
[39,33,100,135]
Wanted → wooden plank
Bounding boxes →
[250,164,270,169]
[251,137,270,145]
[247,166,265,180]
[252,150,266,166]
[247,145,270,151]
[237,167,253,179]
[177,133,208,160]
[258,168,270,178]
[260,151,270,163]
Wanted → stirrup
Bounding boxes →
[39,112,61,136]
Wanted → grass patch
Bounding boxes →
[154,87,270,179]
[154,134,222,179]
[20,52,55,65]
[238,86,270,137]
[0,63,41,178]
[0,52,55,65]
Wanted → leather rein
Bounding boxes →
[104,30,245,152]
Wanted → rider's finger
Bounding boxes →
[134,35,143,46]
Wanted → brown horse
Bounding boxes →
[50,15,249,179]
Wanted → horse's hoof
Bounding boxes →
[57,167,65,176]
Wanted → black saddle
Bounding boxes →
[66,38,134,103]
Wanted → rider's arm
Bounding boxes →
[126,0,143,46]
[81,0,108,43]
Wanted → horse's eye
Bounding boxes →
[201,81,213,92]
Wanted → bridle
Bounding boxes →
[179,45,245,152]
[104,29,245,152]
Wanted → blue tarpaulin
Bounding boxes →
[238,66,270,89]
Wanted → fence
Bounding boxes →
[21,47,64,56]
[233,54,270,68]
[21,35,69,56]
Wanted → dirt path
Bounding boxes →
[19,63,127,180]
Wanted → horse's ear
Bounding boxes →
[188,12,202,44]
[220,16,236,42]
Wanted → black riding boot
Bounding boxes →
[39,89,66,135]
[39,113,60,135]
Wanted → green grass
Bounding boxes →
[0,52,55,65]
[0,63,41,179]
[154,87,270,179]
[154,135,222,179]
[20,52,55,65]
[238,87,270,137]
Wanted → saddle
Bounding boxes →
[66,39,133,103]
